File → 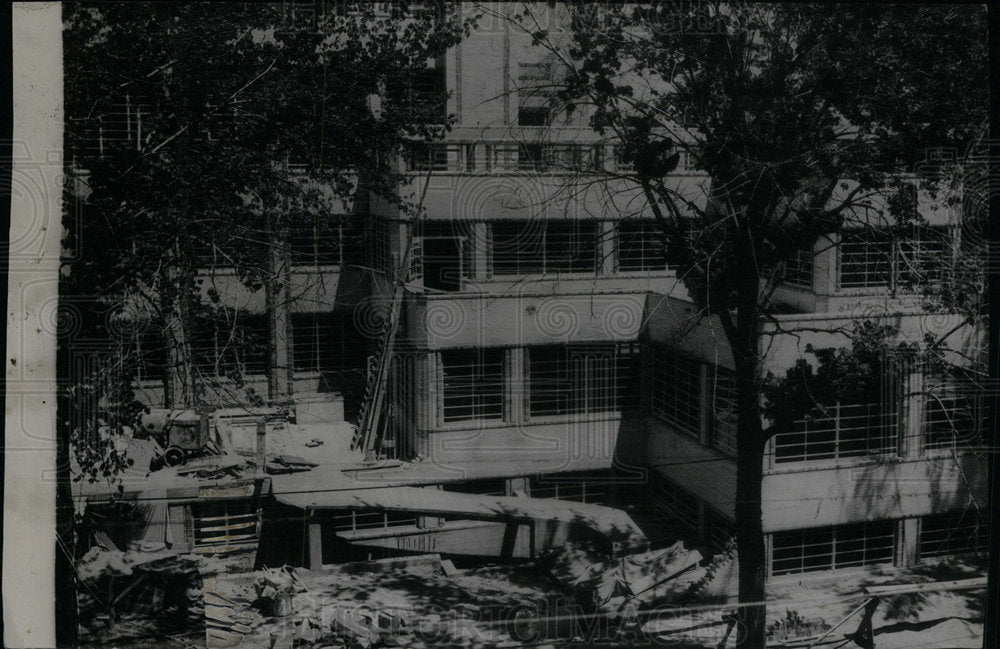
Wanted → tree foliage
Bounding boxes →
[64,1,470,291]
[514,4,986,647]
[522,3,986,318]
[61,1,472,472]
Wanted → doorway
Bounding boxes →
[422,235,464,292]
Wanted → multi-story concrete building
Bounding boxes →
[76,2,987,578]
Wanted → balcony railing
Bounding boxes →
[402,140,698,174]
[771,402,899,464]
[923,392,989,452]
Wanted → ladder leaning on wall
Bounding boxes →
[350,160,433,461]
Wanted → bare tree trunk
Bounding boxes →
[266,211,293,403]
[164,240,196,407]
[732,258,768,649]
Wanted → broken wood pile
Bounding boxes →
[546,540,707,616]
[765,609,831,645]
[204,567,298,648]
[204,554,571,649]
[263,453,318,475]
[77,552,205,644]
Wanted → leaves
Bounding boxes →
[535,3,985,314]
[62,1,472,479]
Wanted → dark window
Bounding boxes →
[528,472,613,505]
[366,217,393,274]
[441,349,504,423]
[419,221,472,291]
[405,142,454,171]
[528,344,634,417]
[518,142,546,171]
[292,313,350,373]
[898,225,952,287]
[648,470,700,533]
[192,313,268,377]
[491,221,598,276]
[518,106,551,126]
[289,218,344,266]
[923,374,988,452]
[782,246,814,290]
[838,230,893,289]
[518,59,563,126]
[135,327,168,382]
[838,226,954,292]
[408,65,447,124]
[710,367,738,456]
[649,345,702,436]
[615,342,642,414]
[919,510,988,559]
[771,521,895,576]
[617,220,668,272]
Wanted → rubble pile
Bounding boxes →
[204,555,567,649]
[546,540,707,616]
[77,550,205,644]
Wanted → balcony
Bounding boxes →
[370,131,710,222]
[769,402,899,467]
[400,288,648,348]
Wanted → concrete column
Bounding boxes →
[900,518,919,567]
[308,516,323,570]
[425,351,441,429]
[472,222,489,281]
[412,353,432,458]
[814,233,839,297]
[902,371,924,459]
[391,220,405,277]
[507,348,525,424]
[600,221,616,275]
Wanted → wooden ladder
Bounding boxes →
[351,282,405,458]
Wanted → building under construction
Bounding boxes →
[73,2,987,585]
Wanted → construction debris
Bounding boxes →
[264,453,320,474]
[174,454,247,476]
[440,559,461,577]
[204,556,565,648]
[546,540,705,616]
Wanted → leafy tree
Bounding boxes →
[64,1,471,406]
[511,3,986,646]
[58,3,472,644]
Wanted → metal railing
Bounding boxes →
[771,402,899,464]
[402,140,698,174]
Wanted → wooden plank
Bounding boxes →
[863,577,986,597]
[192,544,258,554]
[197,532,259,544]
[176,456,246,475]
[198,521,258,533]
[196,513,259,523]
[276,454,318,467]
